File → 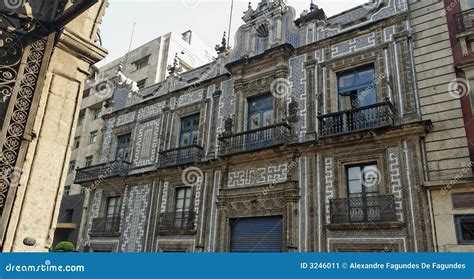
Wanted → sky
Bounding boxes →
[97,0,369,66]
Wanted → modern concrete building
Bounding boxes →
[53,30,215,249]
[75,0,442,252]
[0,0,109,252]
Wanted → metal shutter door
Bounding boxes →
[230,216,283,252]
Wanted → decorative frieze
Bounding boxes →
[177,90,203,108]
[331,32,376,58]
[288,55,307,141]
[324,157,334,224]
[121,184,151,252]
[227,164,288,188]
[100,118,116,163]
[84,189,103,246]
[388,148,404,221]
[133,119,161,167]
[116,111,136,127]
[160,182,169,213]
[137,101,166,121]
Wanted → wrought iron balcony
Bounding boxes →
[74,160,131,184]
[90,217,120,236]
[218,123,291,156]
[157,145,203,168]
[455,9,474,34]
[318,101,395,138]
[157,211,196,234]
[330,195,398,224]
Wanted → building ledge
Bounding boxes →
[326,221,405,230]
[56,223,77,229]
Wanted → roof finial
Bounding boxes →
[215,31,228,54]
[167,53,183,76]
[248,2,252,10]
[310,0,317,12]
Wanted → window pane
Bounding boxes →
[362,165,380,192]
[348,167,361,180]
[263,110,273,126]
[357,68,375,83]
[348,180,362,195]
[249,114,260,130]
[180,133,190,146]
[177,189,185,199]
[338,72,355,88]
[460,218,474,241]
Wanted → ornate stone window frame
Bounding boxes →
[335,152,388,198]
[170,105,203,149]
[325,51,386,114]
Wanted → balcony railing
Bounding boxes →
[90,217,120,235]
[74,160,131,184]
[218,123,291,156]
[157,145,203,168]
[318,101,395,138]
[330,195,398,224]
[157,211,196,234]
[455,9,474,34]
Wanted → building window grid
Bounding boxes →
[89,131,98,144]
[455,215,474,244]
[85,156,93,167]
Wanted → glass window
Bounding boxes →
[247,94,274,131]
[93,108,102,120]
[106,197,121,219]
[85,156,93,167]
[133,56,150,70]
[115,133,131,160]
[89,131,98,144]
[346,163,380,197]
[338,65,377,111]
[455,215,474,244]
[179,114,199,147]
[174,188,192,228]
[68,161,76,174]
[78,110,85,126]
[73,137,81,149]
[64,185,71,196]
[83,88,91,98]
[137,79,147,89]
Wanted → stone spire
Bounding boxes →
[310,0,317,12]
[215,31,228,54]
[167,53,183,76]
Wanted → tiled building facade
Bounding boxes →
[75,0,472,252]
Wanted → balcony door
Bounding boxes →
[337,66,377,132]
[346,164,381,223]
[105,196,121,232]
[174,188,193,229]
[246,94,274,150]
[178,114,200,164]
[115,133,131,161]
